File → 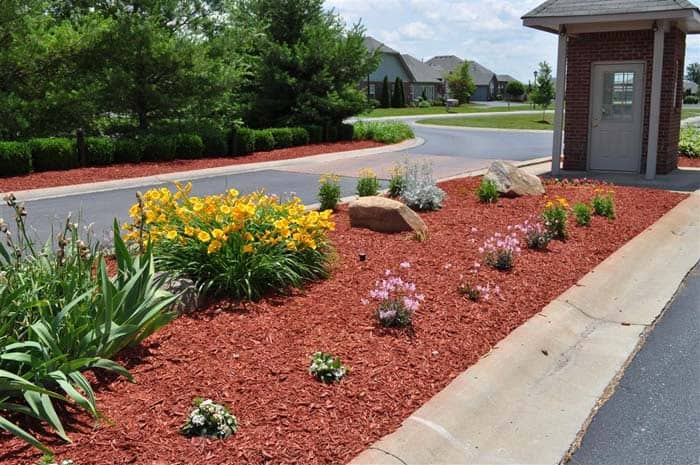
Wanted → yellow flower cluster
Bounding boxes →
[319,174,340,185]
[545,196,569,209]
[358,168,377,179]
[123,182,335,255]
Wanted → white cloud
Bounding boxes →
[399,21,435,40]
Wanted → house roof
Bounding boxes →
[497,74,517,83]
[402,54,444,83]
[469,61,497,86]
[363,36,400,55]
[523,0,700,34]
[426,55,464,75]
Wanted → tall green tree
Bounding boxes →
[380,76,391,108]
[447,61,476,104]
[238,0,379,127]
[392,77,405,108]
[505,80,525,108]
[687,62,700,88]
[531,62,555,121]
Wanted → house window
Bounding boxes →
[602,71,635,121]
[369,84,376,98]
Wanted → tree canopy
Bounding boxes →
[0,0,377,139]
[687,62,700,87]
[531,62,555,120]
[446,62,476,104]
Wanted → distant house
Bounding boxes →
[496,74,517,97]
[363,37,444,104]
[684,79,698,95]
[426,55,500,101]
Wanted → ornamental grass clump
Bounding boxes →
[480,231,521,270]
[591,188,616,220]
[476,178,499,203]
[399,159,446,211]
[123,182,335,301]
[515,220,551,250]
[318,174,341,211]
[363,265,424,328]
[356,168,379,196]
[181,398,238,439]
[309,352,348,383]
[542,197,569,240]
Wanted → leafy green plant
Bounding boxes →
[573,202,591,226]
[174,134,204,159]
[290,127,310,146]
[476,178,499,203]
[253,129,276,151]
[84,137,116,166]
[592,189,616,220]
[388,164,406,198]
[269,128,294,148]
[114,138,144,164]
[542,197,569,239]
[679,127,700,158]
[232,127,256,156]
[141,135,176,162]
[356,169,379,197]
[0,141,32,176]
[318,174,341,211]
[400,159,446,211]
[29,138,78,172]
[181,398,238,439]
[352,121,414,144]
[0,196,176,453]
[309,352,348,383]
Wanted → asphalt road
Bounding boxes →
[1,123,552,244]
[570,261,700,465]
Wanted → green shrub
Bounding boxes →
[400,159,446,211]
[290,127,310,146]
[679,127,700,158]
[356,168,380,197]
[684,95,699,104]
[353,121,414,144]
[318,174,342,211]
[84,137,116,166]
[193,122,228,157]
[29,138,78,172]
[269,128,294,149]
[304,125,323,144]
[0,141,32,176]
[114,138,144,164]
[388,163,406,198]
[174,134,204,159]
[233,127,256,156]
[0,199,176,453]
[254,129,276,152]
[573,202,591,226]
[592,189,616,220]
[124,186,335,301]
[418,100,432,108]
[141,135,176,162]
[542,197,569,240]
[338,123,354,141]
[476,178,499,203]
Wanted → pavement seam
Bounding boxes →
[557,298,649,327]
[366,447,408,465]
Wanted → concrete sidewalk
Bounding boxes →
[349,192,700,465]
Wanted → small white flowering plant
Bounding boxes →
[480,229,521,270]
[309,352,349,383]
[181,398,239,439]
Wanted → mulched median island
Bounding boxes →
[0,140,383,193]
[1,177,686,465]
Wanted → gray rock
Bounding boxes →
[155,272,204,313]
[349,196,428,235]
[484,160,545,197]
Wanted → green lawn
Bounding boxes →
[417,111,556,131]
[363,103,543,118]
[681,108,700,120]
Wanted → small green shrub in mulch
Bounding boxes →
[29,138,78,172]
[0,141,32,176]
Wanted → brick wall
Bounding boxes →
[564,28,685,173]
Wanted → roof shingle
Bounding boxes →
[523,0,697,19]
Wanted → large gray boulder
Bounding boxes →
[484,160,545,197]
[349,196,428,235]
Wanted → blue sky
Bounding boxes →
[327,0,700,84]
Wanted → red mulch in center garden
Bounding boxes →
[0,140,383,193]
[0,178,686,465]
[679,155,700,168]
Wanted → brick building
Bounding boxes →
[523,0,700,179]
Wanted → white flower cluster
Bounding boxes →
[181,399,238,439]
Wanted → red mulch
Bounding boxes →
[679,155,700,168]
[0,141,383,193]
[0,179,686,465]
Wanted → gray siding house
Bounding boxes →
[426,55,500,101]
[363,37,444,104]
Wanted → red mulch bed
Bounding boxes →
[0,179,686,465]
[679,155,700,168]
[0,141,383,193]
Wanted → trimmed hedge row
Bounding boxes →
[0,122,358,177]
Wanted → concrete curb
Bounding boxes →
[9,138,425,202]
[349,192,700,465]
[350,110,547,123]
[414,122,554,134]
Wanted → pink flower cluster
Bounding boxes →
[479,231,521,270]
[475,283,502,301]
[362,266,424,327]
[514,219,551,250]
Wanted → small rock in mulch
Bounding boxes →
[349,196,428,235]
[484,160,545,197]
